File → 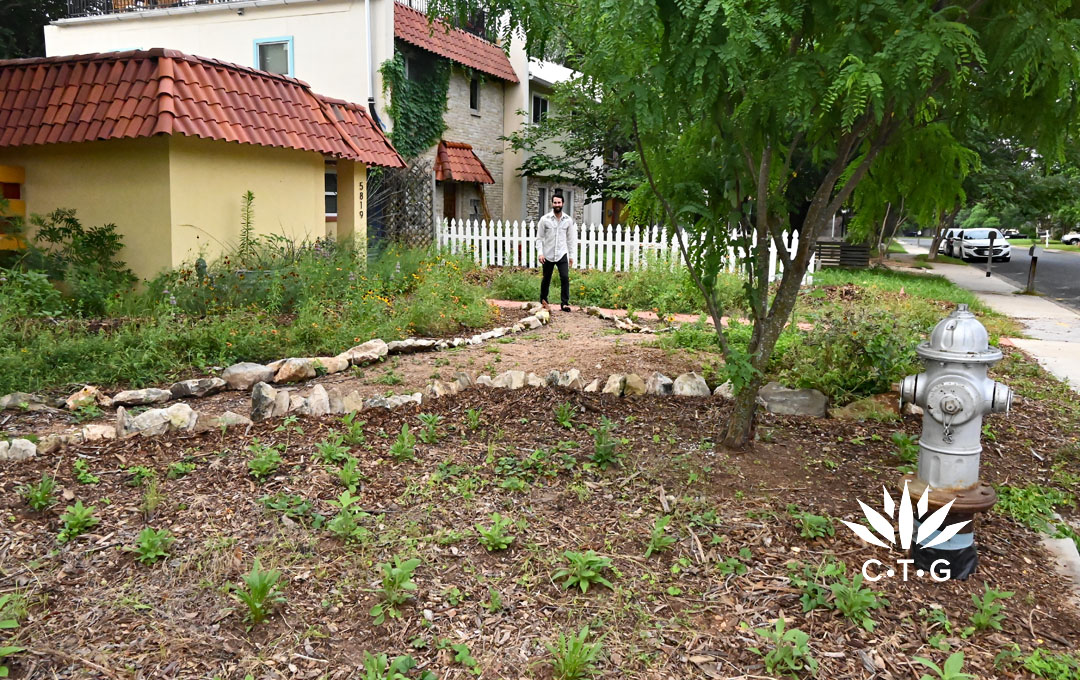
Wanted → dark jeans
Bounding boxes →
[540,254,570,306]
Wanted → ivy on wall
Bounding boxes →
[380,50,450,160]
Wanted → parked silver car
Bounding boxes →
[957,228,1011,262]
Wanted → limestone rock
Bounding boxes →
[65,385,113,410]
[274,389,290,418]
[251,382,279,422]
[902,401,924,417]
[113,388,172,407]
[623,373,647,396]
[830,393,900,421]
[511,323,525,333]
[492,370,527,389]
[170,377,227,399]
[165,403,198,431]
[425,380,454,399]
[546,369,563,386]
[81,424,117,442]
[557,369,583,389]
[387,338,437,355]
[314,356,350,375]
[757,382,828,417]
[1,392,41,410]
[673,372,711,397]
[520,315,543,330]
[338,339,388,365]
[307,385,330,417]
[387,393,422,409]
[713,382,735,400]
[37,434,71,455]
[583,378,600,392]
[646,372,674,396]
[222,362,275,391]
[522,301,543,313]
[452,371,473,391]
[0,438,36,462]
[526,373,545,388]
[196,410,253,432]
[128,408,172,437]
[364,396,391,410]
[341,390,365,413]
[274,358,316,384]
[480,328,508,341]
[585,306,602,317]
[602,374,626,396]
[326,387,346,414]
[476,375,494,387]
[289,394,308,414]
[535,309,551,324]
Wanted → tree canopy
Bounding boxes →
[0,0,67,59]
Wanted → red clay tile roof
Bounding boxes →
[434,140,494,184]
[0,48,405,168]
[394,4,519,83]
[319,96,405,169]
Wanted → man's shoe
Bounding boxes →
[561,305,572,312]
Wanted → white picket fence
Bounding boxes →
[437,219,817,284]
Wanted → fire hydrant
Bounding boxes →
[898,304,1011,580]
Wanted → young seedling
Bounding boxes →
[338,456,364,492]
[389,424,417,462]
[166,461,197,479]
[230,558,286,628]
[554,402,576,429]
[18,474,57,511]
[749,618,818,678]
[0,594,23,678]
[644,515,677,558]
[787,558,846,612]
[315,432,349,465]
[967,584,1013,634]
[370,557,421,625]
[259,493,313,519]
[553,551,614,593]
[247,439,283,481]
[587,417,623,469]
[546,626,603,680]
[830,573,888,631]
[358,652,436,680]
[57,500,99,543]
[417,413,443,444]
[341,412,367,445]
[464,408,483,431]
[126,465,156,487]
[476,513,515,551]
[786,504,835,540]
[72,458,99,484]
[914,651,975,680]
[131,527,175,565]
[141,476,164,520]
[326,490,371,544]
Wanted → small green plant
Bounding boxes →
[996,646,1080,679]
[0,593,23,678]
[166,461,196,479]
[18,474,57,511]
[644,515,677,558]
[376,369,404,385]
[749,617,818,678]
[247,439,283,481]
[476,513,515,551]
[786,505,835,540]
[465,408,483,431]
[968,584,1012,633]
[230,558,286,628]
[554,402,576,429]
[914,652,975,680]
[788,558,846,612]
[131,527,175,565]
[315,432,349,464]
[830,573,887,631]
[72,458,99,484]
[358,651,436,680]
[57,500,99,543]
[417,413,443,444]
[588,417,623,469]
[892,431,919,464]
[553,550,614,593]
[546,626,603,680]
[342,413,367,445]
[389,424,417,462]
[326,490,371,543]
[371,557,421,625]
[73,403,104,423]
[259,493,313,518]
[141,476,164,519]
[483,586,503,613]
[500,476,529,492]
[126,465,156,487]
[337,456,364,491]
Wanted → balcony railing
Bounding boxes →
[395,0,427,13]
[65,0,253,19]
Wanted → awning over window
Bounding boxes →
[434,140,494,184]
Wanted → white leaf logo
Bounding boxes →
[841,480,970,550]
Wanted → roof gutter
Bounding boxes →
[54,0,325,24]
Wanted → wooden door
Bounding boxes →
[443,183,458,222]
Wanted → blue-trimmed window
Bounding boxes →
[254,37,294,76]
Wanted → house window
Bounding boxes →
[255,37,293,76]
[538,187,547,217]
[469,198,482,221]
[469,77,480,113]
[532,95,548,124]
[564,189,574,217]
[325,162,338,218]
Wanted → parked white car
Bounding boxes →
[1062,231,1080,245]
[939,227,963,255]
[957,228,1011,262]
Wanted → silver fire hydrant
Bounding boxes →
[898,304,1011,580]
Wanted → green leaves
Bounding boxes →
[371,557,422,625]
[476,513,516,552]
[131,527,175,565]
[553,550,614,593]
[644,515,677,558]
[915,651,975,680]
[749,617,818,678]
[57,500,99,544]
[230,558,286,628]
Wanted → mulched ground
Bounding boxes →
[1,350,1078,679]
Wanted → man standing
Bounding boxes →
[536,194,576,311]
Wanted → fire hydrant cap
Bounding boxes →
[917,304,1002,363]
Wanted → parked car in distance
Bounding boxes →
[1062,231,1080,245]
[940,227,963,255]
[958,228,1011,262]
[1001,228,1021,239]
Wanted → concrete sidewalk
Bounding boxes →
[895,242,1080,392]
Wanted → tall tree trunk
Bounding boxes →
[724,373,765,446]
[927,207,959,261]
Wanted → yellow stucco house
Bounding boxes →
[0,48,404,279]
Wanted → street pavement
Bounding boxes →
[896,239,1080,393]
[901,237,1080,311]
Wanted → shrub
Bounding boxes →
[588,417,622,468]
[0,268,64,320]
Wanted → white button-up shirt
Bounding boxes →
[535,211,577,262]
